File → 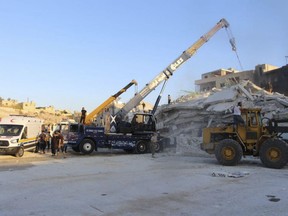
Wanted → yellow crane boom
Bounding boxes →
[85,80,138,125]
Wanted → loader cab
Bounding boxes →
[235,108,265,150]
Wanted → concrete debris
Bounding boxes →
[156,80,288,154]
[211,171,250,178]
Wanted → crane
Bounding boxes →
[84,80,137,125]
[67,18,239,155]
[117,18,231,119]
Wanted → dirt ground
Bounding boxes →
[0,149,287,216]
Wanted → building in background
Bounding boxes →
[194,64,288,94]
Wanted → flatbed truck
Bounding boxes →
[68,113,157,154]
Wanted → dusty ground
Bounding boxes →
[0,149,287,216]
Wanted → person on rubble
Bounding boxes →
[80,107,87,124]
[168,95,171,104]
[233,102,245,127]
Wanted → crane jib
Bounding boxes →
[167,51,191,72]
[117,18,232,118]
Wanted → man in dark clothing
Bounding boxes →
[80,107,87,124]
[51,130,64,157]
[168,95,171,104]
[38,131,47,154]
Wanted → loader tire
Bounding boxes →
[260,139,288,169]
[79,139,95,155]
[215,139,242,166]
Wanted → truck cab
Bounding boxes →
[117,113,156,134]
[53,119,76,144]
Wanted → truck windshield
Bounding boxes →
[54,124,69,134]
[0,124,23,136]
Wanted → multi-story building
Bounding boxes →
[195,64,284,93]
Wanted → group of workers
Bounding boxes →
[37,129,66,158]
[36,106,87,158]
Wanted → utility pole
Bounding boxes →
[285,56,288,65]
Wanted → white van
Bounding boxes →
[0,115,44,157]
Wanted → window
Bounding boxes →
[69,124,79,133]
[247,112,257,126]
[21,127,27,139]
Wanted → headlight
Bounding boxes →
[10,139,19,144]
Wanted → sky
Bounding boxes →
[0,0,287,113]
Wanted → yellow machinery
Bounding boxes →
[201,108,288,169]
[67,18,241,155]
[85,80,137,125]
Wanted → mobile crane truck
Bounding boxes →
[67,18,234,155]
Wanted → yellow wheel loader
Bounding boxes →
[201,108,288,169]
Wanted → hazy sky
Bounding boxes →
[0,0,287,112]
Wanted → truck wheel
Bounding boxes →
[260,139,288,169]
[79,139,95,155]
[15,146,24,157]
[215,139,242,166]
[136,140,147,154]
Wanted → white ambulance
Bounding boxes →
[0,115,44,157]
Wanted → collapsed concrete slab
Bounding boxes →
[203,88,237,106]
[156,80,288,155]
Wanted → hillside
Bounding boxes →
[0,106,74,124]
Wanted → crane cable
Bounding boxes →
[225,27,244,71]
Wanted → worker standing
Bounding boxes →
[80,107,87,124]
[38,130,46,154]
[57,130,66,158]
[150,132,158,158]
[233,102,245,127]
[168,95,171,104]
[45,129,52,151]
[51,130,64,157]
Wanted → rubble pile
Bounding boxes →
[155,80,288,155]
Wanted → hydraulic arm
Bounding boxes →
[117,18,230,118]
[85,80,137,125]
